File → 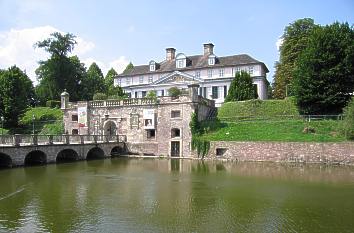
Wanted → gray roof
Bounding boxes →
[118,54,268,77]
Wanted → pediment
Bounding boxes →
[153,71,202,85]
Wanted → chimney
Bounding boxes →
[203,43,214,56]
[166,48,176,61]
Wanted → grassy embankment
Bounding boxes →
[200,98,346,142]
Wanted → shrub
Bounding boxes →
[39,122,64,135]
[168,87,182,97]
[340,97,354,140]
[93,92,107,100]
[20,107,63,126]
[0,128,9,135]
[46,100,61,108]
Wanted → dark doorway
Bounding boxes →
[25,150,47,166]
[171,141,180,157]
[57,149,79,163]
[0,153,12,168]
[87,147,105,160]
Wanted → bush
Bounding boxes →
[46,100,61,108]
[93,92,107,100]
[0,128,9,135]
[168,87,182,97]
[107,95,125,100]
[39,122,64,135]
[340,97,354,140]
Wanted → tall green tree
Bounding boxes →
[293,22,354,114]
[35,32,85,104]
[225,71,256,102]
[0,66,35,128]
[81,62,106,100]
[123,62,134,74]
[273,18,317,99]
[105,68,124,97]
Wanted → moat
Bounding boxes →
[1,158,354,233]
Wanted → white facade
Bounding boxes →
[115,44,269,107]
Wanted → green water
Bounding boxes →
[0,158,354,233]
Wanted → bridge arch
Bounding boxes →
[111,144,127,157]
[87,147,105,160]
[25,150,47,166]
[57,149,79,163]
[0,152,12,168]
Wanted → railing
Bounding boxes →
[218,115,344,122]
[0,134,127,147]
[88,98,156,108]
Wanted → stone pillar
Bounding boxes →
[188,83,200,102]
[14,134,21,146]
[61,90,69,109]
[80,135,84,144]
[48,135,53,145]
[65,134,70,144]
[32,134,38,145]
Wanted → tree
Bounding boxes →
[105,68,124,97]
[225,71,255,102]
[341,97,354,140]
[168,87,182,97]
[293,22,354,114]
[273,18,317,99]
[0,66,35,128]
[35,32,85,104]
[81,62,106,100]
[123,62,134,74]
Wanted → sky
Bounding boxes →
[0,0,353,84]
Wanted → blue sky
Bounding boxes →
[0,0,353,84]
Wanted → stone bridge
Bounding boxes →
[0,134,127,168]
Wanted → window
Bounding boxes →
[171,110,181,118]
[219,69,224,77]
[248,66,254,75]
[235,67,241,73]
[139,76,144,84]
[147,129,156,139]
[175,53,186,68]
[171,128,181,138]
[71,114,78,122]
[195,71,201,78]
[208,58,215,65]
[212,86,218,99]
[135,92,138,98]
[116,78,121,86]
[224,86,227,98]
[199,87,202,95]
[126,78,131,85]
[161,90,164,96]
[148,76,153,83]
[72,129,78,135]
[142,91,147,98]
[149,61,156,71]
[207,69,213,78]
[177,60,183,68]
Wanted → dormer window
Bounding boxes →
[175,53,186,68]
[149,60,156,71]
[208,54,216,65]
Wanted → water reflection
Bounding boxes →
[0,159,354,233]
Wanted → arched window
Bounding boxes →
[175,53,187,68]
[149,60,156,71]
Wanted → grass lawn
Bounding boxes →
[200,119,346,142]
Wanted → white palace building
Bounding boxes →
[114,43,269,107]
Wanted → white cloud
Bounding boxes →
[0,25,123,84]
[82,56,129,76]
[276,37,284,51]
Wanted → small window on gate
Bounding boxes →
[72,129,79,135]
[171,110,181,118]
[72,114,78,121]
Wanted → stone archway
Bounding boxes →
[104,120,117,136]
[0,152,12,168]
[56,149,79,163]
[25,150,47,166]
[87,147,105,160]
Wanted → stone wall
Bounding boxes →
[208,141,354,165]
